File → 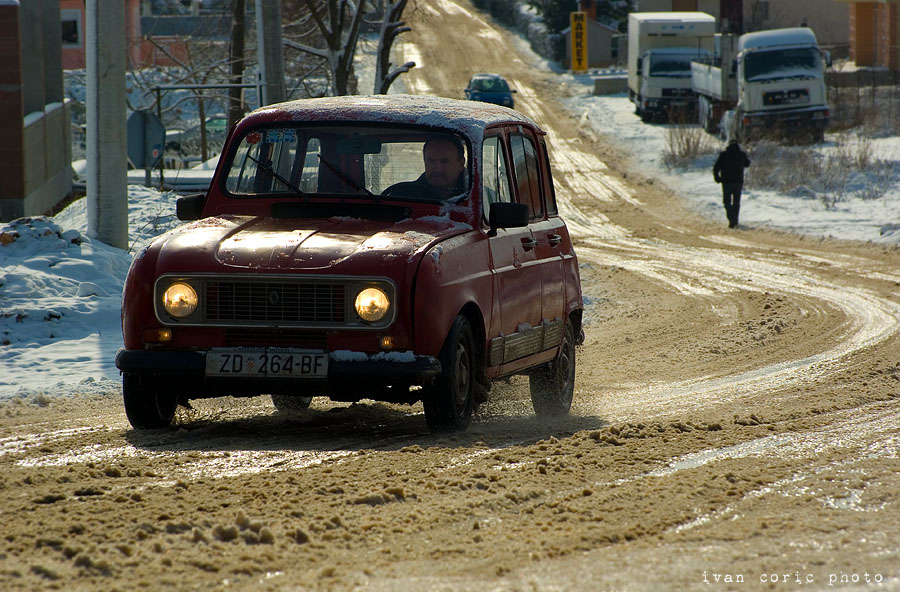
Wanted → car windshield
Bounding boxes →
[472,78,509,92]
[744,47,821,82]
[224,125,470,202]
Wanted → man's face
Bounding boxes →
[423,139,465,193]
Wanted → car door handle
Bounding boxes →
[548,234,562,246]
[521,237,538,251]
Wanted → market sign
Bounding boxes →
[571,11,587,72]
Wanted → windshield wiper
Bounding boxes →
[317,154,377,198]
[246,153,308,198]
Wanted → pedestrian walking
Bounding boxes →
[713,140,751,228]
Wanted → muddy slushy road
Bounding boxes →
[3,2,900,590]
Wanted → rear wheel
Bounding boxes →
[529,321,576,417]
[123,373,179,429]
[271,394,313,413]
[423,315,477,432]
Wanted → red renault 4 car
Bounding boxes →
[116,95,583,432]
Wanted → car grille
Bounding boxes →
[205,281,346,324]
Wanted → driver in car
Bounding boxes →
[385,136,467,200]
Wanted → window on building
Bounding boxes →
[751,1,769,25]
[61,9,82,48]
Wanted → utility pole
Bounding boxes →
[255,0,286,106]
[85,0,128,249]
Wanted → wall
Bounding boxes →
[743,0,849,47]
[0,1,73,221]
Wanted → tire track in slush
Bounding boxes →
[508,87,900,421]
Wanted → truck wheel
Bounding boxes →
[529,321,576,417]
[271,394,313,413]
[123,373,178,430]
[423,315,476,432]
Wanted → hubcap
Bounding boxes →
[454,339,470,411]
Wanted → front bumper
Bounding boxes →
[741,106,829,129]
[115,348,442,399]
[641,96,698,119]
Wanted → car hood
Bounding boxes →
[152,214,471,273]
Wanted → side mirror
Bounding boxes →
[824,50,833,68]
[636,57,643,74]
[176,193,206,221]
[489,202,529,235]
[511,89,518,93]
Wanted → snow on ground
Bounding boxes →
[3,65,900,399]
[562,82,900,243]
[0,187,182,399]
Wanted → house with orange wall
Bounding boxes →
[834,0,899,69]
[60,0,196,70]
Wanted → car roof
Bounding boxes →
[243,94,537,139]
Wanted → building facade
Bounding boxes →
[835,0,899,69]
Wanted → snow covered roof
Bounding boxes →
[629,11,716,24]
[245,94,541,139]
[739,27,819,52]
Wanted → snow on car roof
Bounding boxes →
[245,94,539,139]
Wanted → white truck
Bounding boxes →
[627,12,716,122]
[691,27,831,142]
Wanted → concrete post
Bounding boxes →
[255,0,286,106]
[86,0,128,249]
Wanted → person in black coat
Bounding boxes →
[713,141,751,228]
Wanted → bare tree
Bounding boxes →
[373,0,415,94]
[283,0,368,96]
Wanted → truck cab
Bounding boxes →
[734,28,830,141]
[636,46,711,122]
[627,11,716,123]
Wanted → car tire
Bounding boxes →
[122,373,179,430]
[529,321,576,417]
[423,315,476,432]
[271,394,313,413]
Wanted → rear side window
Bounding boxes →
[540,139,558,216]
[481,135,513,221]
[510,133,543,219]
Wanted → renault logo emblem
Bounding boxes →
[268,290,281,306]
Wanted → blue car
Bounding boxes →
[464,74,516,109]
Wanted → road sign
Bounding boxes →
[571,12,587,72]
[126,109,165,169]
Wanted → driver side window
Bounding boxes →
[481,135,513,222]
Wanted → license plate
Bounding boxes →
[205,348,328,378]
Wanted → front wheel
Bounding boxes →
[529,321,576,417]
[123,373,179,429]
[423,315,477,432]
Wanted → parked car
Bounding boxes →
[165,115,228,155]
[116,94,583,433]
[465,73,516,108]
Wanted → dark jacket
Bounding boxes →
[713,143,751,184]
[383,172,466,201]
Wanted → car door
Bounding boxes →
[509,129,566,352]
[482,131,542,368]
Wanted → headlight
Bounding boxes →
[162,282,198,318]
[354,287,390,323]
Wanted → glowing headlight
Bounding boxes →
[354,287,390,323]
[162,282,198,318]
